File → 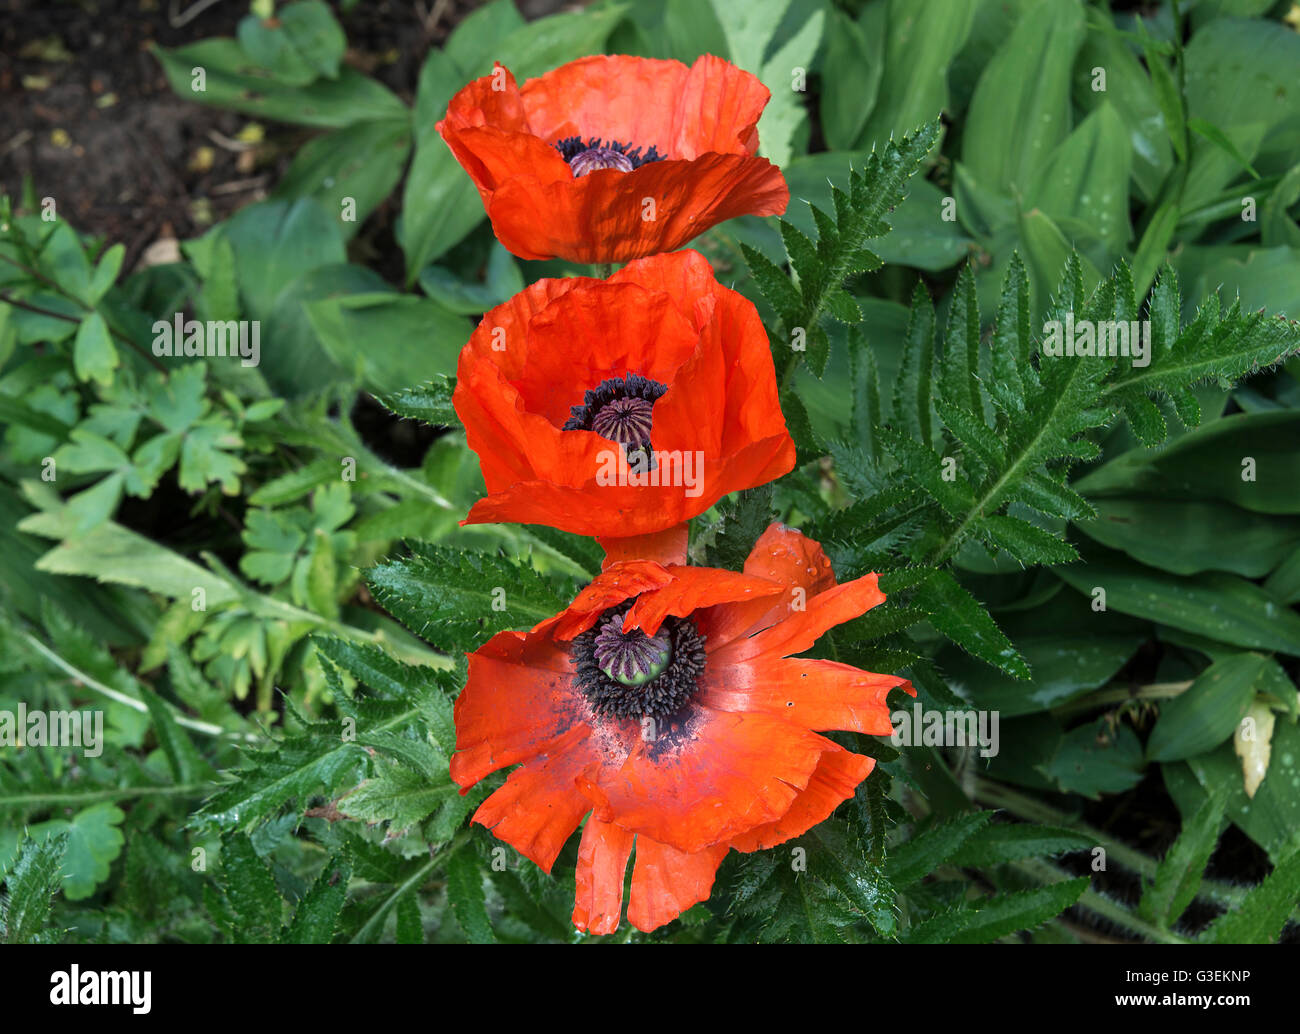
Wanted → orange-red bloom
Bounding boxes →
[435,54,789,263]
[453,250,795,561]
[450,523,912,934]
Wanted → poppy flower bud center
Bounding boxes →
[593,617,671,686]
[572,605,708,720]
[570,147,634,177]
[562,373,667,452]
[555,136,666,178]
[591,396,655,447]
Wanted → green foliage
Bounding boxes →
[365,544,578,653]
[0,834,67,944]
[744,119,941,377]
[1201,848,1300,945]
[1139,788,1227,930]
[2,0,1298,947]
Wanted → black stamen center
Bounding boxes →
[562,373,667,453]
[573,605,707,720]
[555,136,665,177]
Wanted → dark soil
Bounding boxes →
[1,0,495,270]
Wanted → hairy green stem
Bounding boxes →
[21,629,253,741]
[1,782,218,809]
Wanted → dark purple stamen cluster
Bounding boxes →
[562,373,667,452]
[593,619,671,685]
[573,606,707,720]
[555,136,665,177]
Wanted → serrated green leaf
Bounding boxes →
[366,544,572,652]
[1202,849,1300,944]
[446,848,494,944]
[0,834,66,944]
[1139,788,1227,930]
[915,572,1029,678]
[283,853,352,944]
[886,811,993,888]
[376,375,459,427]
[905,877,1089,943]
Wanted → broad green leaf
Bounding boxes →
[152,39,406,128]
[1167,718,1300,862]
[400,49,487,281]
[72,312,118,387]
[273,120,411,239]
[819,6,881,150]
[1055,546,1300,657]
[1025,102,1132,260]
[1041,720,1144,798]
[218,199,347,322]
[856,0,975,148]
[962,0,1085,195]
[1146,653,1276,763]
[303,294,470,395]
[27,803,125,901]
[1078,497,1300,578]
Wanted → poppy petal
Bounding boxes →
[701,656,907,734]
[627,836,728,933]
[727,746,875,853]
[541,561,675,640]
[450,630,585,788]
[669,54,772,157]
[470,725,593,873]
[623,566,783,637]
[597,523,689,569]
[571,816,635,936]
[580,706,830,853]
[739,521,838,631]
[649,288,795,482]
[607,248,723,326]
[508,282,701,424]
[519,55,688,159]
[709,573,888,667]
[484,151,787,263]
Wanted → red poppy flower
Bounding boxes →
[450,523,913,934]
[435,54,789,263]
[452,249,796,564]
